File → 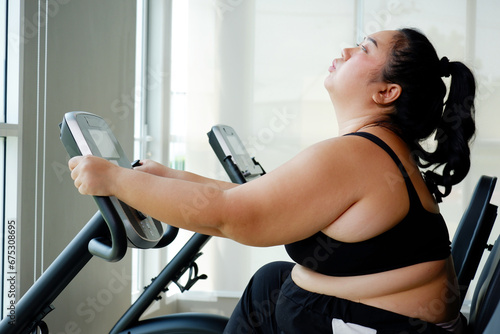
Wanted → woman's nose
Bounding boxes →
[342,47,353,60]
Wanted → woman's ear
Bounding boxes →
[373,83,401,106]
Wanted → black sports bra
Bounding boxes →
[285,132,451,276]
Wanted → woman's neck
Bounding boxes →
[337,115,384,135]
[334,103,395,136]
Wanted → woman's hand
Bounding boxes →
[68,155,120,196]
[133,159,172,178]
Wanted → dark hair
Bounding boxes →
[382,28,476,202]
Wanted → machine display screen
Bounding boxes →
[89,128,120,159]
[227,135,246,155]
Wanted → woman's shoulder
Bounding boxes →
[294,133,402,197]
[302,131,402,169]
[302,133,382,159]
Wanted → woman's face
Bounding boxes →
[324,30,398,107]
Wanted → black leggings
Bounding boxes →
[224,261,453,334]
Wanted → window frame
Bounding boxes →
[0,0,21,318]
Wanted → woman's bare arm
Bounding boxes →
[134,159,238,190]
[69,137,366,246]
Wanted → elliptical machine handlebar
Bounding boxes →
[85,179,179,260]
[59,111,178,261]
[89,197,129,261]
[153,225,179,248]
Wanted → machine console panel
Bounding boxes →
[60,111,163,248]
[208,125,265,184]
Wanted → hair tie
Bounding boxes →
[439,57,451,78]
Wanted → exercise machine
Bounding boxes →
[0,112,264,333]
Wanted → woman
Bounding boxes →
[69,28,475,333]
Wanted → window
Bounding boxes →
[168,0,188,170]
[0,0,20,318]
[0,0,8,316]
[131,0,191,304]
[131,0,148,301]
[0,1,5,122]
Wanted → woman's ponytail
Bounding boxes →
[383,28,476,202]
[422,60,476,202]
